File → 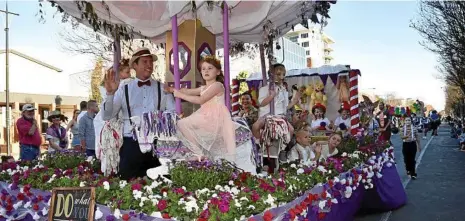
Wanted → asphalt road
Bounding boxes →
[354,125,465,221]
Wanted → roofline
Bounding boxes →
[0,49,63,72]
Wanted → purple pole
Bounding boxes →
[113,31,121,80]
[172,15,182,114]
[223,2,231,111]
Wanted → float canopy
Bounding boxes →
[53,1,325,46]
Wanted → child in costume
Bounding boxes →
[401,117,421,179]
[376,101,392,143]
[288,129,322,165]
[310,103,331,135]
[172,56,236,162]
[334,101,351,136]
[95,59,133,175]
[251,63,299,173]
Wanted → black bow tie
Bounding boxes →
[138,80,151,87]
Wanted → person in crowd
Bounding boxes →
[334,101,351,136]
[102,47,175,180]
[170,56,236,162]
[79,100,98,157]
[430,110,440,136]
[401,117,421,179]
[421,115,430,139]
[238,92,259,129]
[16,104,41,161]
[315,132,343,162]
[376,101,392,144]
[45,111,69,152]
[66,109,81,150]
[77,101,88,123]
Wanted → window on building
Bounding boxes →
[306,50,310,56]
[288,36,298,43]
[301,33,308,38]
[302,42,309,47]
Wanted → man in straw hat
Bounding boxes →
[102,48,175,180]
[16,104,41,161]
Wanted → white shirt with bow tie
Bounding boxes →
[102,78,176,137]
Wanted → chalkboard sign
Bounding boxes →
[48,187,96,221]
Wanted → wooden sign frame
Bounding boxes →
[48,187,96,221]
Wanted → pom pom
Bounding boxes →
[319,121,327,130]
[339,123,347,130]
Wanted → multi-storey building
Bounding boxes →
[284,24,335,68]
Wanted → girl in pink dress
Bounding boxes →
[171,56,236,162]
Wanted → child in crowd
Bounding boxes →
[288,129,322,164]
[172,56,236,162]
[401,117,421,179]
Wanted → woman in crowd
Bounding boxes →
[238,92,259,129]
[315,132,343,162]
[46,111,69,152]
[66,109,81,150]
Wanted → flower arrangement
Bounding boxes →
[0,134,395,221]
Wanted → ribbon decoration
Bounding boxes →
[259,116,291,167]
[98,117,124,176]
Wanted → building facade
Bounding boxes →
[0,49,89,154]
[284,24,335,68]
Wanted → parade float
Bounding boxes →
[0,1,407,221]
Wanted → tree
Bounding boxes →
[90,58,103,103]
[411,1,465,95]
[383,93,402,107]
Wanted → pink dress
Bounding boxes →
[176,83,236,161]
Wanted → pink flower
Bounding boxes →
[210,197,219,205]
[218,203,230,213]
[131,183,142,191]
[157,200,167,211]
[251,192,260,202]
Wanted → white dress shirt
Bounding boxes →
[289,143,315,162]
[258,85,289,118]
[102,78,176,137]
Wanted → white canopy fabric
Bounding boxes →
[54,1,318,46]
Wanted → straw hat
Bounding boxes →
[129,48,158,68]
[47,110,68,122]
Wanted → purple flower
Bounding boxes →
[106,215,116,221]
[1,189,9,195]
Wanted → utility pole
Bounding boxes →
[0,1,19,156]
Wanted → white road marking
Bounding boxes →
[378,135,435,221]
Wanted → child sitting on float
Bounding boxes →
[314,132,343,162]
[288,129,322,165]
[334,101,351,136]
[310,103,332,135]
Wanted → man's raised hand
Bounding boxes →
[104,68,120,95]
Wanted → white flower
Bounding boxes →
[296,168,304,175]
[103,181,110,191]
[317,165,327,173]
[264,194,276,207]
[150,212,163,218]
[290,163,297,168]
[376,172,383,179]
[79,181,86,187]
[318,200,326,209]
[13,201,23,210]
[94,208,103,220]
[42,206,49,215]
[224,185,231,192]
[113,208,122,219]
[362,179,366,183]
[386,162,393,167]
[248,205,255,210]
[240,197,249,202]
[344,186,352,198]
[331,198,338,204]
[33,212,40,220]
[230,187,240,195]
[214,185,223,191]
[0,207,5,216]
[144,186,153,195]
[133,190,142,199]
[212,193,218,198]
[234,199,242,208]
[340,179,346,184]
[163,192,168,197]
[229,180,234,186]
[334,177,340,183]
[119,180,128,188]
[342,152,348,157]
[23,201,31,209]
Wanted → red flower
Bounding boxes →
[239,172,249,182]
[131,183,142,191]
[37,195,44,202]
[157,200,167,211]
[198,218,207,221]
[321,191,327,199]
[288,208,296,219]
[6,204,12,212]
[17,193,25,201]
[263,211,273,221]
[328,179,334,188]
[162,213,170,219]
[251,192,260,202]
[122,214,130,221]
[318,212,326,220]
[32,203,39,211]
[210,197,219,205]
[42,175,49,182]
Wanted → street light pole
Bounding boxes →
[0,1,19,156]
